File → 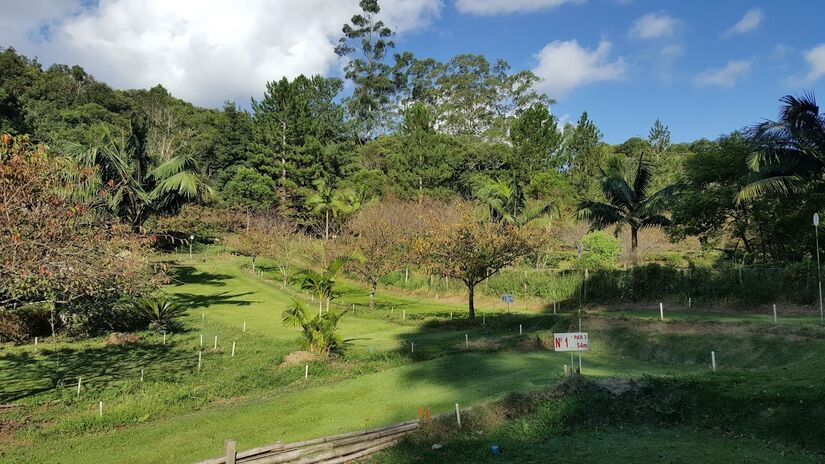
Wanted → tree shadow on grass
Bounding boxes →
[0,340,197,403]
[170,266,233,286]
[171,291,255,309]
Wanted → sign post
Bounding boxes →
[501,294,513,312]
[554,332,589,374]
[815,213,823,324]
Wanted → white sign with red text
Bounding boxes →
[553,332,589,352]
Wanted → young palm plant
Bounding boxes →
[475,177,559,226]
[295,257,350,316]
[135,297,188,332]
[282,299,345,356]
[576,156,678,253]
[305,179,360,239]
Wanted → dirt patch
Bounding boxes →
[464,337,500,351]
[104,333,142,346]
[0,418,25,445]
[280,351,316,367]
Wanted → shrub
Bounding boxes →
[575,231,621,270]
[134,298,188,333]
[282,299,345,355]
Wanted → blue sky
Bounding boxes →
[398,1,825,142]
[2,0,825,143]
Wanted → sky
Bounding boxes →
[2,0,825,143]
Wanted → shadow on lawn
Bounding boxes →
[0,340,195,403]
[172,291,255,309]
[170,266,233,286]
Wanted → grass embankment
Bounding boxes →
[2,253,824,463]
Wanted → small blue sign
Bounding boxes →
[501,294,513,304]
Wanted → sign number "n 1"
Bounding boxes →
[553,332,589,352]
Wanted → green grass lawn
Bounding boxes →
[2,253,824,463]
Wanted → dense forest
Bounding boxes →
[2,0,824,338]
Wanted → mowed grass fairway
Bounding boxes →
[2,254,824,463]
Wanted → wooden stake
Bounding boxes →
[140,369,144,382]
[200,334,203,347]
[402,309,405,320]
[711,351,717,371]
[305,364,309,379]
[225,439,237,464]
[198,351,202,372]
[34,336,38,346]
[214,335,218,350]
[450,312,453,320]
[483,314,486,326]
[688,297,692,309]
[231,341,236,357]
[411,341,414,353]
[162,332,166,345]
[519,324,522,335]
[659,302,664,321]
[76,376,81,397]
[202,312,204,321]
[455,403,461,428]
[773,304,778,323]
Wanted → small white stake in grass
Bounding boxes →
[564,364,569,375]
[198,351,202,372]
[77,376,82,397]
[773,304,778,323]
[214,335,218,350]
[483,314,486,326]
[231,341,236,357]
[553,302,556,314]
[202,312,205,321]
[578,318,581,331]
[402,309,406,320]
[455,403,461,428]
[99,401,103,418]
[659,302,664,321]
[711,351,717,372]
[450,312,453,320]
[688,297,692,309]
[519,324,522,335]
[200,334,203,347]
[465,334,469,348]
[34,336,38,346]
[305,364,308,379]
[243,321,246,332]
[140,369,144,382]
[411,341,414,353]
[162,332,166,345]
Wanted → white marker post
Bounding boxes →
[773,304,778,323]
[201,312,204,321]
[402,309,406,320]
[411,341,414,353]
[450,312,453,320]
[711,351,717,372]
[99,401,103,418]
[688,297,692,309]
[483,314,486,326]
[455,403,461,429]
[140,369,144,382]
[198,351,203,372]
[553,302,557,314]
[34,336,38,347]
[305,364,308,379]
[214,335,218,350]
[659,302,664,321]
[231,341,236,357]
[243,321,246,333]
[519,324,523,335]
[200,334,203,348]
[77,377,82,397]
[162,332,166,345]
[465,334,469,348]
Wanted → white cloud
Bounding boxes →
[455,0,583,15]
[789,43,825,85]
[694,60,752,87]
[724,8,763,36]
[0,0,442,107]
[630,12,678,39]
[531,40,626,97]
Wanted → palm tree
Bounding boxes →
[475,177,558,226]
[576,155,677,253]
[739,93,825,201]
[295,257,349,316]
[282,299,345,355]
[305,179,359,239]
[71,127,213,231]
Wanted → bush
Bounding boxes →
[134,298,188,333]
[575,231,621,270]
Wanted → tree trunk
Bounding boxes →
[369,280,377,310]
[251,256,256,273]
[467,283,476,319]
[326,297,330,313]
[631,227,639,253]
[319,298,323,317]
[325,210,330,240]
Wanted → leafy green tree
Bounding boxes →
[474,177,558,226]
[223,166,278,211]
[565,112,610,201]
[575,231,621,270]
[576,155,678,254]
[648,118,671,157]
[211,102,254,187]
[509,103,564,176]
[335,0,396,140]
